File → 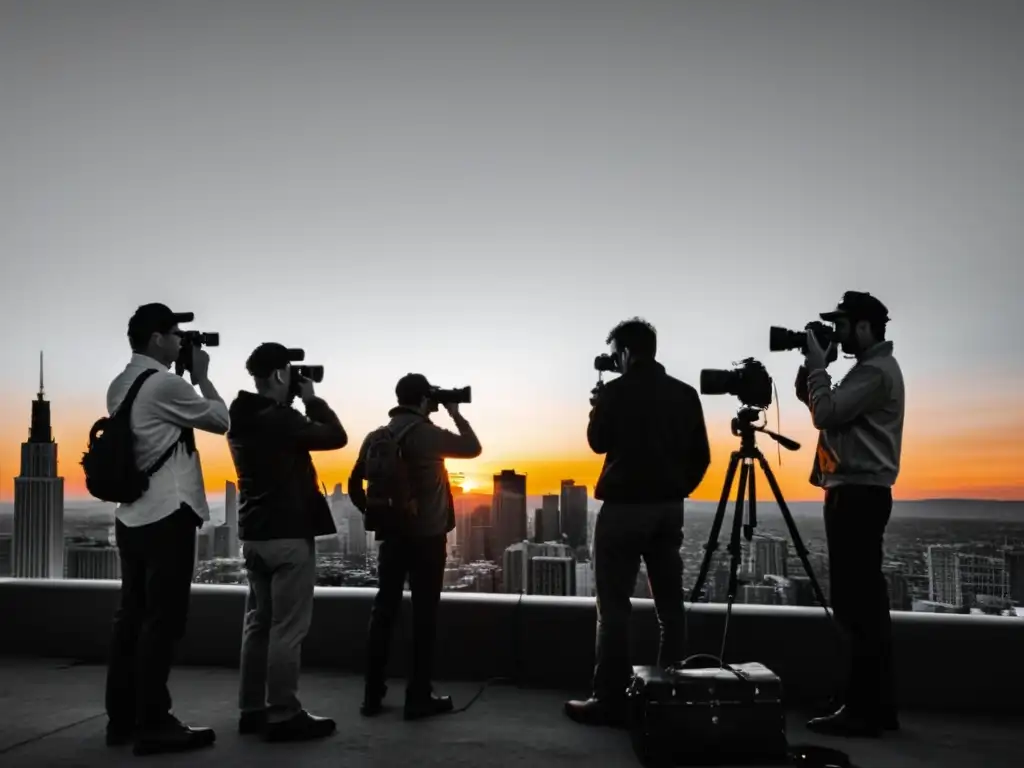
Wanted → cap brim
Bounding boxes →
[171,312,195,324]
[284,348,305,362]
[819,310,846,321]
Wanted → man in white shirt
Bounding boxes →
[103,303,229,756]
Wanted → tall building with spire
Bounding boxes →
[12,352,65,579]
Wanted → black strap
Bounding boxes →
[115,369,160,420]
[390,420,421,446]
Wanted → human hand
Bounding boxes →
[189,348,210,385]
[804,330,836,372]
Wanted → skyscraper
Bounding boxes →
[535,494,559,543]
[224,480,239,558]
[12,353,65,579]
[560,480,588,550]
[492,470,527,556]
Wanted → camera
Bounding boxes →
[288,363,324,399]
[594,354,619,374]
[700,357,773,410]
[175,330,219,376]
[430,386,472,405]
[769,321,833,354]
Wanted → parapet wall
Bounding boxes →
[3,579,1020,713]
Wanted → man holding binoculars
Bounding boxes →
[227,343,348,742]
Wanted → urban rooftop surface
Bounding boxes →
[3,579,1024,767]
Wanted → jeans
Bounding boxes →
[237,538,317,724]
[823,484,897,720]
[364,534,447,699]
[591,501,686,701]
[105,504,199,729]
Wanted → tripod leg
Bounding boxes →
[724,461,750,606]
[744,465,757,541]
[689,452,741,603]
[755,453,830,611]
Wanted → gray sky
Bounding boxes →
[1,0,1021,495]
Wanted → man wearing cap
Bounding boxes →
[227,343,347,741]
[348,373,482,720]
[104,303,229,755]
[796,291,905,738]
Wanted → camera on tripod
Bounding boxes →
[699,358,773,410]
[769,321,833,354]
[430,386,472,405]
[175,330,219,376]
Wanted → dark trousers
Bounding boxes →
[592,501,686,701]
[823,484,896,720]
[105,505,199,729]
[365,534,447,699]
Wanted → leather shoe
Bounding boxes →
[404,692,454,721]
[238,709,267,735]
[265,711,336,742]
[564,697,628,728]
[132,717,216,756]
[361,682,388,717]
[806,706,880,738]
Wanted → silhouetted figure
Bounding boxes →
[104,304,228,755]
[797,292,904,738]
[348,373,481,720]
[565,318,710,727]
[227,343,346,742]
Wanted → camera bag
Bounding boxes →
[627,654,788,766]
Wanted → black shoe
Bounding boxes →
[239,709,267,735]
[564,697,628,728]
[361,682,388,717]
[105,722,134,747]
[132,717,216,756]
[806,706,881,738]
[264,711,337,742]
[404,692,454,721]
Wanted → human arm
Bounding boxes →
[806,364,888,430]
[347,436,369,513]
[586,383,615,454]
[150,374,230,435]
[266,395,348,452]
[415,406,482,459]
[678,389,711,498]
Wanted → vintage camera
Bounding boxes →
[594,354,619,374]
[769,321,833,354]
[700,357,773,410]
[175,330,220,376]
[430,386,472,405]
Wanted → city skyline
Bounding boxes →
[2,1,1022,502]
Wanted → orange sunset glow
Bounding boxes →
[1,398,1021,503]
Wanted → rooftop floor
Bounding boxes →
[1,658,1020,767]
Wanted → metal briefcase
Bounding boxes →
[627,655,788,766]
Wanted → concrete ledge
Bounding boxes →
[4,578,1022,713]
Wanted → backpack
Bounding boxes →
[362,421,421,533]
[81,369,178,504]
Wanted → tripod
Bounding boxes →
[689,407,831,660]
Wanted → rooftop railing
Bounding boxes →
[3,578,1021,713]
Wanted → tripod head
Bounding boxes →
[731,407,800,453]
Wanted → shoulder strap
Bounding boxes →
[390,420,421,445]
[115,369,160,419]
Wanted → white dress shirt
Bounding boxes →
[107,353,230,528]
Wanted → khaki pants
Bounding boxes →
[238,538,316,723]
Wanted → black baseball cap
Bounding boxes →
[246,343,305,378]
[396,373,434,404]
[127,303,194,340]
[819,291,890,324]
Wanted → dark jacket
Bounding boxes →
[588,359,711,503]
[348,406,482,538]
[795,340,905,489]
[227,391,347,541]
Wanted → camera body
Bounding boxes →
[769,321,833,354]
[700,357,773,410]
[175,329,219,376]
[288,362,324,399]
[594,354,620,374]
[431,386,472,406]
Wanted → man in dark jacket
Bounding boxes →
[566,318,711,726]
[227,343,347,742]
[348,373,482,720]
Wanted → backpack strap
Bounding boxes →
[115,368,181,477]
[390,420,421,447]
